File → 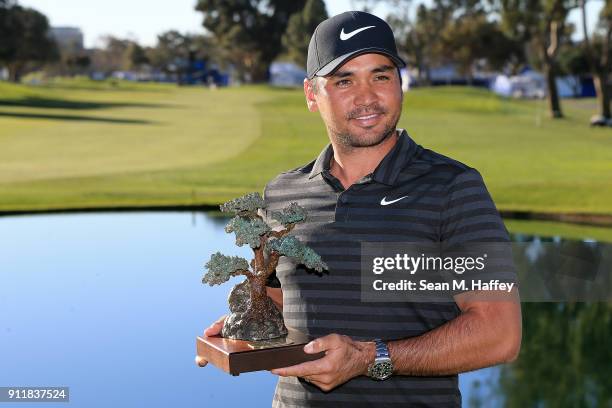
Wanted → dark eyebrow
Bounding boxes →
[372,65,395,73]
[330,70,353,79]
[330,64,395,79]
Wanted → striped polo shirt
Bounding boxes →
[263,129,512,407]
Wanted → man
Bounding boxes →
[201,11,521,407]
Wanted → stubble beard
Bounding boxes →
[328,102,401,150]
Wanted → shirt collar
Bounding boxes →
[308,129,419,186]
[308,142,334,179]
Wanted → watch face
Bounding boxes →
[370,360,393,380]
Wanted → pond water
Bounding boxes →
[0,212,610,407]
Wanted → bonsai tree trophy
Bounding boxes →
[196,192,328,375]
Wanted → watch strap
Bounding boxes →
[367,338,393,380]
[373,338,389,359]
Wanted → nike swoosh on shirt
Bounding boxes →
[380,195,410,206]
[340,25,376,41]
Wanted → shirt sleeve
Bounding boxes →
[440,168,509,243]
[439,168,517,295]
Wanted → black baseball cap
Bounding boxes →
[306,11,406,79]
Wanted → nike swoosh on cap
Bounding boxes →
[380,195,410,206]
[340,25,376,41]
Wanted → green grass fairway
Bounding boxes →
[504,219,612,243]
[1,79,611,220]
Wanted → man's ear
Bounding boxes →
[304,78,318,112]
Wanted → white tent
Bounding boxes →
[269,62,306,87]
[491,69,583,99]
[491,70,546,99]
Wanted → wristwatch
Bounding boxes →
[367,339,394,380]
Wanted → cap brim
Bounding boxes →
[310,48,406,79]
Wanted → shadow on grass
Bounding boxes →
[0,111,154,124]
[0,97,171,110]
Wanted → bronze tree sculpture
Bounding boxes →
[202,192,327,341]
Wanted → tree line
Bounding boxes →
[0,0,58,82]
[355,0,611,122]
[1,0,610,122]
[195,0,610,122]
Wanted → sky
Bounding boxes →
[18,0,603,49]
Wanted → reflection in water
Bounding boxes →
[512,235,611,302]
[499,301,612,408]
[0,213,610,407]
[464,233,612,408]
[0,211,278,408]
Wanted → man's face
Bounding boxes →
[304,53,403,149]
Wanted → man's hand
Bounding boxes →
[195,315,226,367]
[271,334,375,392]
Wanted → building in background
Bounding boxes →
[50,27,84,52]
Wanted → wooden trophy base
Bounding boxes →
[196,328,325,376]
